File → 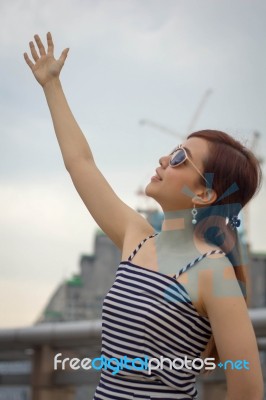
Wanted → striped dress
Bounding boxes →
[93,232,225,400]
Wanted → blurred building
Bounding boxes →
[249,252,266,307]
[36,229,122,323]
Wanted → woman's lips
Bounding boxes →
[151,175,161,181]
[151,169,162,181]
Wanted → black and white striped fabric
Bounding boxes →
[93,233,226,400]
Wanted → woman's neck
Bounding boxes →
[160,207,196,242]
[154,207,201,275]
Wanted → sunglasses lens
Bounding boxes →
[170,149,186,166]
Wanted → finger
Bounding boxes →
[29,41,39,62]
[34,34,46,56]
[58,48,70,65]
[47,32,54,55]
[23,52,34,69]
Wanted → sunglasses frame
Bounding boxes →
[169,145,208,184]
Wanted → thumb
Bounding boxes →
[59,48,70,65]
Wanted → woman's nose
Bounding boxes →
[159,155,170,167]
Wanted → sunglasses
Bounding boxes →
[169,145,208,184]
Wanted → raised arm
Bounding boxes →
[23,32,152,249]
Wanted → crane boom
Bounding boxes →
[139,119,183,139]
[186,89,213,135]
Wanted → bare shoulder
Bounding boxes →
[176,254,237,318]
[199,254,246,304]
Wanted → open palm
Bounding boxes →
[24,32,69,87]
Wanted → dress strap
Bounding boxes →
[127,233,159,262]
[174,249,226,279]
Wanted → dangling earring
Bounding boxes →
[191,204,198,224]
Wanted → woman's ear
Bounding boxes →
[193,188,217,205]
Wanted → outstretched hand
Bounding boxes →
[23,32,69,87]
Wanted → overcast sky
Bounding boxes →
[1,0,265,328]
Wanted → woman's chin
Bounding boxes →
[144,183,153,197]
[144,183,157,200]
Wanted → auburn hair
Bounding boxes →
[186,129,262,376]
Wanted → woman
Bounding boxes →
[24,33,264,400]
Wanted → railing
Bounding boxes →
[0,309,266,400]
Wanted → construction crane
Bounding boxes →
[139,88,213,140]
[185,89,213,135]
[139,120,183,139]
[250,130,264,165]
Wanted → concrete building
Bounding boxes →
[36,229,121,323]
